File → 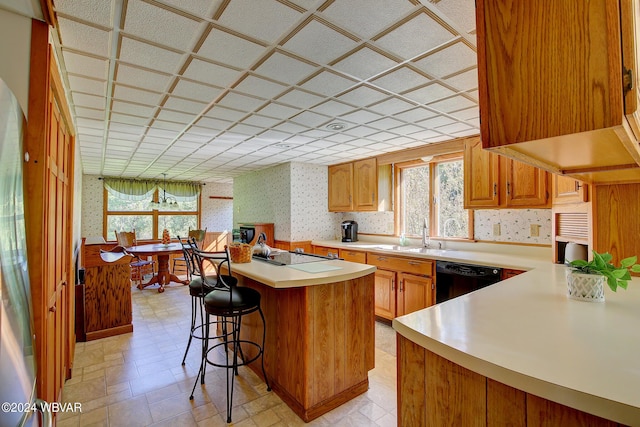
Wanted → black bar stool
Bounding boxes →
[188,243,271,423]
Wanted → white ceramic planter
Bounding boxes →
[565,270,606,302]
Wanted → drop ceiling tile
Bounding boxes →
[73,92,105,110]
[324,133,355,143]
[196,27,266,69]
[204,105,247,122]
[366,131,397,142]
[367,117,406,130]
[336,85,388,107]
[242,114,282,128]
[115,63,172,93]
[283,19,358,64]
[452,128,478,137]
[112,100,156,117]
[182,58,241,89]
[467,89,479,100]
[403,83,456,104]
[62,50,109,80]
[57,17,110,56]
[218,0,302,44]
[276,89,324,109]
[256,103,299,120]
[343,125,377,138]
[178,132,214,144]
[392,123,427,135]
[367,97,415,115]
[119,36,184,74]
[112,84,162,106]
[123,0,202,51]
[434,0,477,36]
[156,108,195,124]
[253,51,318,85]
[299,70,357,97]
[376,12,456,59]
[427,95,476,113]
[370,66,431,93]
[340,109,382,124]
[234,75,288,99]
[436,122,473,134]
[153,119,189,131]
[172,79,223,103]
[110,113,152,126]
[290,111,331,127]
[54,0,113,26]
[67,75,106,97]
[76,118,104,130]
[194,117,231,131]
[443,68,478,92]
[417,115,456,128]
[217,91,266,112]
[155,0,222,18]
[321,0,415,40]
[228,123,262,137]
[450,107,479,121]
[310,100,356,117]
[273,122,306,134]
[413,41,476,78]
[332,47,398,80]
[163,96,207,114]
[409,129,444,140]
[75,107,106,120]
[393,107,437,122]
[107,121,144,135]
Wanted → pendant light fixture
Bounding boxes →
[149,173,180,211]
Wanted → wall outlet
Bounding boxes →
[530,224,540,237]
[493,223,501,236]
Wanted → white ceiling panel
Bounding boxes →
[52,0,479,181]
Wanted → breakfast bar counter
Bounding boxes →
[229,257,376,422]
[393,262,640,425]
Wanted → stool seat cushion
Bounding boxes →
[188,275,218,297]
[204,286,261,315]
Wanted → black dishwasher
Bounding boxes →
[435,261,501,304]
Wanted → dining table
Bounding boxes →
[126,243,189,292]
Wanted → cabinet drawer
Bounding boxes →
[367,253,433,276]
[339,249,367,263]
[313,246,339,258]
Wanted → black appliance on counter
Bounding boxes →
[239,225,255,244]
[435,261,501,304]
[341,220,358,242]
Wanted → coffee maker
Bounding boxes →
[341,220,358,242]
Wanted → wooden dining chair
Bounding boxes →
[172,228,206,280]
[114,229,155,286]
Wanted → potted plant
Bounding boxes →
[566,251,640,302]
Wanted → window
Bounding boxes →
[397,156,470,239]
[104,187,200,241]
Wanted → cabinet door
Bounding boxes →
[621,0,640,139]
[374,269,396,320]
[328,163,353,212]
[464,138,499,208]
[504,159,550,207]
[398,273,434,317]
[339,249,367,263]
[552,174,588,205]
[353,158,377,211]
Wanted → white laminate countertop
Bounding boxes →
[229,255,375,288]
[392,261,640,425]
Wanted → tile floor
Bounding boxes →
[59,282,398,426]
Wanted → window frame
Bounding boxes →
[394,152,472,240]
[103,187,202,241]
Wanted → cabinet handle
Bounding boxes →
[399,280,403,292]
[623,67,633,93]
[49,305,56,313]
[377,257,387,261]
[408,261,421,266]
[493,183,497,196]
[575,181,582,191]
[506,181,511,195]
[391,279,395,291]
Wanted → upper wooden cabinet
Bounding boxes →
[328,158,378,212]
[552,175,589,205]
[476,0,640,184]
[464,139,550,209]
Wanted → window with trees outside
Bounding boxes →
[105,187,200,241]
[397,155,470,239]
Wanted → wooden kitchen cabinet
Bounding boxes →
[552,174,589,205]
[328,163,353,211]
[368,253,435,320]
[328,158,378,212]
[339,248,367,263]
[464,139,550,208]
[312,245,339,258]
[476,0,640,184]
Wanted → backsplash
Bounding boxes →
[474,209,552,244]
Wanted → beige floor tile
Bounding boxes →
[107,395,153,427]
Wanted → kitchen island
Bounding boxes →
[228,256,376,422]
[393,262,640,425]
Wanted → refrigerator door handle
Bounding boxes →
[35,399,53,427]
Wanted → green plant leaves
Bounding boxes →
[568,250,640,292]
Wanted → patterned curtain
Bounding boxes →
[103,177,202,201]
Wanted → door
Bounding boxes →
[504,159,550,207]
[464,139,499,208]
[353,158,377,211]
[552,174,588,204]
[374,269,396,320]
[328,163,353,211]
[398,273,434,316]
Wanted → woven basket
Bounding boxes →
[566,270,605,302]
[229,243,252,263]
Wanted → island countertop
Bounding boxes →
[393,262,640,424]
[229,255,376,288]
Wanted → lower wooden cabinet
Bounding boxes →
[368,253,435,320]
[312,245,340,258]
[339,248,367,263]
